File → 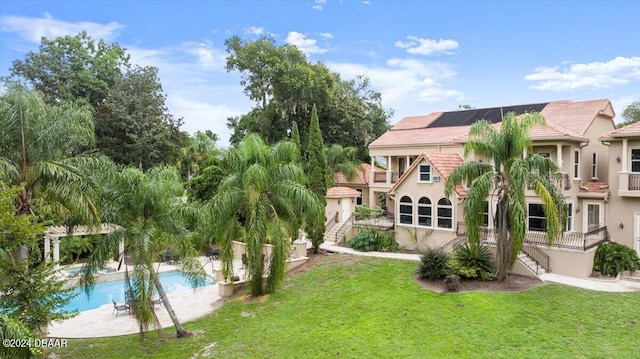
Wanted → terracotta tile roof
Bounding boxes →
[579,182,610,194]
[335,163,384,185]
[370,125,473,147]
[541,99,613,136]
[389,152,466,196]
[370,99,613,147]
[327,186,361,197]
[599,121,640,140]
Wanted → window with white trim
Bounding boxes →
[417,197,432,227]
[632,149,640,173]
[566,203,573,232]
[399,196,413,225]
[437,198,453,229]
[528,203,546,232]
[482,201,489,227]
[591,151,598,179]
[573,150,580,179]
[418,165,431,182]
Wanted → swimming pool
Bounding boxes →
[63,271,213,312]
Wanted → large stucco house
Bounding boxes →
[330,99,640,278]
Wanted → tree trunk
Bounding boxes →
[153,276,189,338]
[495,201,511,282]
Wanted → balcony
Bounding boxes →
[455,222,609,251]
[617,173,640,197]
[372,171,400,185]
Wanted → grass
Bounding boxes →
[50,255,639,358]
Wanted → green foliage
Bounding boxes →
[0,84,101,224]
[224,36,391,158]
[418,248,450,280]
[354,205,383,220]
[350,230,378,252]
[0,183,76,356]
[187,163,227,202]
[325,144,362,185]
[306,105,329,252]
[207,134,322,296]
[444,274,460,292]
[617,100,640,128]
[593,242,640,276]
[445,111,565,281]
[449,243,496,281]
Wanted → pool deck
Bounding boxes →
[48,258,233,338]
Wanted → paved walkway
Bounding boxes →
[320,241,640,293]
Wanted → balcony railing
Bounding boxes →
[629,174,640,190]
[372,171,400,184]
[455,222,609,251]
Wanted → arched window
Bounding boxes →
[417,197,432,227]
[399,196,413,225]
[437,198,452,229]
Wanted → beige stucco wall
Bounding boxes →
[582,114,616,183]
[604,139,640,252]
[545,246,596,278]
[326,197,340,222]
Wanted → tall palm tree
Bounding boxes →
[176,131,217,180]
[0,84,101,265]
[81,165,206,338]
[207,134,322,296]
[445,112,566,281]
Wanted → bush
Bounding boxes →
[350,228,398,252]
[594,243,640,276]
[444,274,460,292]
[450,243,496,281]
[350,229,377,252]
[418,248,450,280]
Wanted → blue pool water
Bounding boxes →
[63,271,212,312]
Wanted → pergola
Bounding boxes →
[43,223,123,269]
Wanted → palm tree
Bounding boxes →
[207,134,322,296]
[176,131,217,181]
[0,84,101,265]
[324,144,363,186]
[445,112,566,281]
[81,165,206,338]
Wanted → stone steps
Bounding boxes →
[517,252,547,275]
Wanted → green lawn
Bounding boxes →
[50,255,639,358]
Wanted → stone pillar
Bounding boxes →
[370,157,375,184]
[52,238,60,269]
[556,144,563,169]
[44,235,51,261]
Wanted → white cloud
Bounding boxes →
[525,56,640,91]
[319,32,333,39]
[243,26,264,36]
[312,0,326,10]
[0,13,123,42]
[285,31,327,54]
[394,36,459,56]
[327,58,464,105]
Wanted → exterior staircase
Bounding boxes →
[517,252,548,276]
[324,219,352,244]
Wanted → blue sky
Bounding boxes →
[1,0,639,146]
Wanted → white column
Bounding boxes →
[119,238,125,261]
[387,155,392,183]
[53,238,60,269]
[556,144,563,169]
[622,139,628,172]
[44,235,51,261]
[370,156,375,184]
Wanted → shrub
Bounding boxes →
[418,248,450,280]
[593,243,640,276]
[350,228,398,252]
[450,243,496,281]
[444,274,460,292]
[350,229,377,252]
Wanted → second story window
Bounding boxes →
[573,150,580,179]
[632,149,640,173]
[591,151,598,179]
[419,164,431,182]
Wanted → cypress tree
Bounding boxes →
[306,105,329,252]
[291,121,301,160]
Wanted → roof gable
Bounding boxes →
[599,120,640,140]
[389,152,465,196]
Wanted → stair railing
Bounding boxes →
[520,245,550,275]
